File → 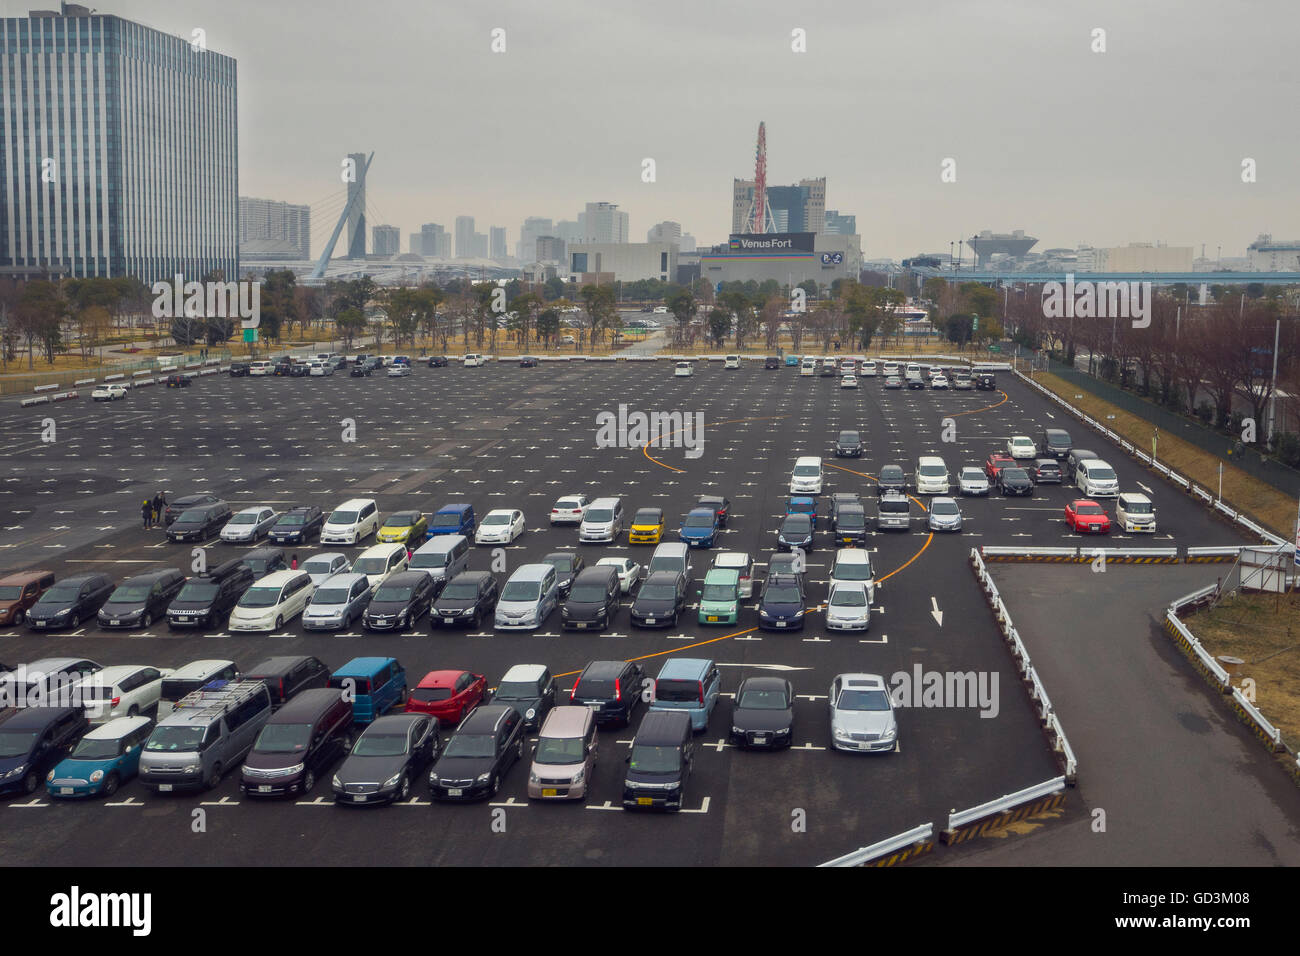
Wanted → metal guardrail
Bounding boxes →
[947,776,1067,830]
[818,823,935,867]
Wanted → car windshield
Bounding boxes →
[1077,503,1104,515]
[303,559,338,577]
[737,688,788,709]
[684,514,714,528]
[881,468,903,481]
[831,588,867,607]
[1003,469,1028,480]
[962,470,985,480]
[374,584,415,602]
[919,465,946,476]
[781,516,811,533]
[145,726,205,752]
[765,585,801,604]
[839,433,859,443]
[443,733,495,758]
[70,737,125,760]
[495,680,538,700]
[0,730,38,758]
[38,586,81,604]
[569,584,607,603]
[239,586,283,608]
[351,557,388,574]
[638,584,676,601]
[837,689,891,711]
[833,560,871,580]
[793,465,819,477]
[1090,467,1117,480]
[229,513,257,525]
[352,732,408,757]
[557,500,583,510]
[432,513,462,527]
[545,556,575,571]
[313,587,352,605]
[628,744,680,774]
[586,509,613,522]
[501,581,540,601]
[932,502,959,516]
[176,509,209,523]
[254,723,311,753]
[837,512,865,529]
[483,514,511,525]
[327,511,356,526]
[702,583,736,602]
[633,511,659,524]
[176,581,219,601]
[278,515,305,526]
[534,736,584,765]
[385,514,416,527]
[440,582,479,600]
[108,584,150,603]
[1125,501,1153,514]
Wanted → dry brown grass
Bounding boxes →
[1184,591,1300,747]
[1033,371,1295,538]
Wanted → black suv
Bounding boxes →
[430,570,497,628]
[363,570,439,632]
[998,467,1033,496]
[289,362,311,377]
[98,568,186,629]
[835,430,863,458]
[758,573,806,631]
[568,660,645,727]
[428,355,449,368]
[166,558,254,630]
[244,655,331,709]
[1041,428,1072,459]
[268,505,324,546]
[163,493,220,526]
[877,465,907,496]
[166,501,232,543]
[764,356,780,369]
[561,566,620,632]
[273,357,294,376]
[26,573,114,631]
[975,372,996,390]
[630,570,688,628]
[429,704,524,802]
[229,362,250,377]
[831,504,869,545]
[165,373,191,388]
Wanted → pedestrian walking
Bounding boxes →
[153,492,166,526]
[290,554,299,570]
[142,499,153,529]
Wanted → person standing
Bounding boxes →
[153,492,166,526]
[141,499,153,529]
[290,554,299,570]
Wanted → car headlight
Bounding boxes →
[53,608,71,618]
[732,725,743,734]
[793,609,805,617]
[570,768,584,786]
[332,775,342,788]
[525,708,537,721]
[428,772,439,784]
[382,773,402,789]
[89,770,103,783]
[529,770,540,784]
[47,770,56,782]
[397,609,408,622]
[183,765,199,774]
[284,764,304,776]
[7,765,26,779]
[476,772,491,784]
[881,727,897,739]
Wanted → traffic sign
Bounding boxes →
[243,328,258,343]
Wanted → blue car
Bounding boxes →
[46,716,152,799]
[679,507,720,548]
[786,496,817,528]
[426,503,476,540]
[784,355,800,367]
[328,657,407,725]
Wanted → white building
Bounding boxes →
[1094,244,1193,273]
[1247,235,1300,272]
[578,202,629,244]
[568,242,676,283]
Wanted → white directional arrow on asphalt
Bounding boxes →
[931,597,943,626]
[1137,482,1154,495]
[715,663,813,672]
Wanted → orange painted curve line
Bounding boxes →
[554,625,759,679]
[949,389,1009,418]
[825,461,934,582]
[642,415,788,473]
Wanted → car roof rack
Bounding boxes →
[172,679,266,720]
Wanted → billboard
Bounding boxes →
[727,232,815,256]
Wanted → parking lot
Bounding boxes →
[0,359,1251,865]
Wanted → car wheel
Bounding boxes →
[69,612,80,628]
[398,773,410,801]
[140,612,151,628]
[490,774,500,796]
[274,615,283,630]
[302,770,316,793]
[516,736,524,760]
[102,772,120,796]
[127,705,139,717]
[206,766,222,790]
[22,770,38,794]
[13,609,24,625]
[397,686,408,705]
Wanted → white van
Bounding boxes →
[800,358,817,377]
[724,355,740,370]
[350,542,410,592]
[1076,459,1119,497]
[829,549,875,603]
[915,456,950,495]
[409,534,470,583]
[580,498,625,543]
[321,498,380,545]
[790,456,824,495]
[1116,492,1156,532]
[229,570,315,633]
[249,361,273,376]
[463,353,485,367]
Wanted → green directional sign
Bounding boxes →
[243,328,258,343]
[987,345,1001,352]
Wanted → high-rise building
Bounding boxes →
[732,178,825,236]
[490,226,507,260]
[535,236,565,263]
[455,216,476,258]
[1247,235,1300,272]
[473,233,489,259]
[346,152,367,259]
[647,221,697,253]
[824,210,857,236]
[372,224,400,256]
[1,4,238,282]
[578,202,629,244]
[554,220,582,244]
[409,233,421,255]
[240,197,310,260]
[517,217,553,262]
[420,223,450,257]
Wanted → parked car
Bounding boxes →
[1065,499,1112,534]
[430,571,498,629]
[406,670,486,725]
[165,373,191,388]
[550,494,590,525]
[428,704,524,802]
[958,466,990,496]
[301,552,351,587]
[376,510,428,547]
[333,713,439,805]
[475,509,525,545]
[327,657,407,726]
[729,677,794,749]
[698,568,741,625]
[363,570,438,632]
[220,506,279,544]
[98,569,186,630]
[629,570,689,628]
[228,569,314,633]
[1030,459,1063,484]
[46,715,151,799]
[0,707,90,795]
[166,501,232,543]
[622,711,693,811]
[302,572,372,632]
[927,496,964,532]
[164,493,220,526]
[92,383,128,402]
[825,582,872,631]
[568,660,645,728]
[243,656,331,710]
[835,430,863,458]
[829,674,897,753]
[997,467,1034,497]
[710,551,755,598]
[527,705,598,801]
[242,687,354,799]
[165,559,254,630]
[757,573,806,631]
[25,573,113,631]
[0,570,56,628]
[239,547,287,578]
[489,664,555,731]
[229,362,250,377]
[983,453,1016,481]
[427,503,477,539]
[648,658,721,733]
[267,505,324,546]
[679,507,721,548]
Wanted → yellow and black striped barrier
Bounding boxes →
[1100,553,1181,564]
[941,790,1066,845]
[1185,547,1243,563]
[866,838,934,867]
[980,549,1084,563]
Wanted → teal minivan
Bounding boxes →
[649,658,722,732]
[329,657,407,725]
[698,568,740,625]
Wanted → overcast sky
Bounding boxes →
[9,0,1298,259]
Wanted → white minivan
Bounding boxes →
[321,498,380,545]
[915,455,950,495]
[1116,492,1157,532]
[1076,459,1120,497]
[351,543,410,592]
[229,570,315,633]
[580,498,625,543]
[463,353,485,367]
[724,355,740,369]
[790,456,824,495]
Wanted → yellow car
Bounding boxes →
[628,507,665,545]
[376,510,428,546]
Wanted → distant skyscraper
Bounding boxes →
[518,217,553,262]
[578,202,629,244]
[346,152,368,258]
[535,236,565,263]
[240,198,311,259]
[554,220,582,244]
[732,178,825,236]
[824,210,856,236]
[421,223,450,257]
[647,221,682,244]
[409,233,422,255]
[490,226,507,260]
[1,4,238,281]
[455,216,476,258]
[372,224,399,256]
[473,233,489,259]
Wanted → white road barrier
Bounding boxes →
[818,823,934,867]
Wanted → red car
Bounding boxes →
[984,453,1016,481]
[405,670,486,724]
[1065,499,1111,534]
